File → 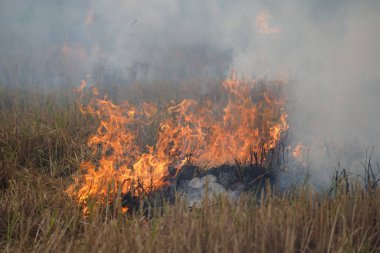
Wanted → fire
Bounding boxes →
[292,144,303,159]
[85,8,94,26]
[67,75,289,213]
[61,42,86,62]
[256,11,280,34]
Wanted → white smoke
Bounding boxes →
[177,175,242,207]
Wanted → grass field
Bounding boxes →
[0,84,379,253]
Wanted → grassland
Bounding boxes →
[0,83,379,252]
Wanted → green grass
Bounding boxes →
[0,84,379,252]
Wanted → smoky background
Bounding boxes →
[0,0,379,187]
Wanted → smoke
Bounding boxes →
[1,0,379,187]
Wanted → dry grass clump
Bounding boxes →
[0,85,380,252]
[1,174,379,253]
[0,85,93,180]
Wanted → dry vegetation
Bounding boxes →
[0,84,380,253]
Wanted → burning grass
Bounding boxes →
[0,81,380,252]
[68,75,288,214]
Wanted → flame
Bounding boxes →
[85,8,94,26]
[67,75,289,214]
[292,144,303,159]
[256,11,280,34]
[61,42,86,61]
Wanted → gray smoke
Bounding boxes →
[177,175,242,207]
[1,0,379,187]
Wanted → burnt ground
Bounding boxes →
[121,162,277,213]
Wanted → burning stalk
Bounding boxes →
[67,74,289,214]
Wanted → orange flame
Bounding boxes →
[67,75,289,213]
[61,42,86,61]
[85,8,94,26]
[292,144,303,159]
[256,11,280,34]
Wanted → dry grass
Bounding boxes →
[0,84,379,252]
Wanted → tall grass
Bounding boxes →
[0,84,379,252]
